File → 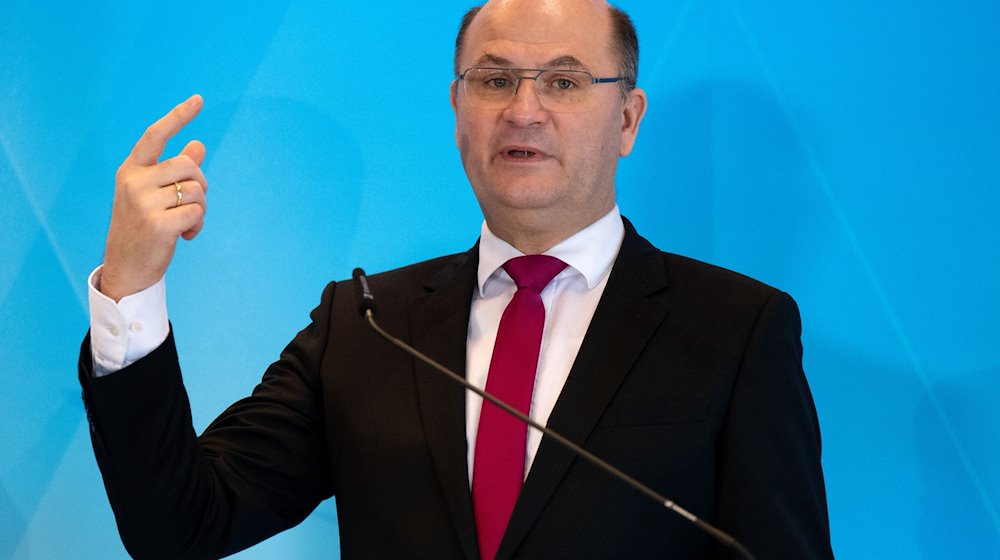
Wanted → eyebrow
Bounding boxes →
[471,53,514,67]
[470,53,591,72]
[542,56,589,71]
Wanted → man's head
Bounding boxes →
[455,3,639,99]
[450,0,647,253]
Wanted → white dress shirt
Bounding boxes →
[466,207,623,481]
[87,206,625,481]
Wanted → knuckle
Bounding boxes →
[188,203,206,220]
[115,162,139,184]
[118,172,139,191]
[166,154,197,176]
[142,125,161,144]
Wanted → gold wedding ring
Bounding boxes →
[174,181,183,208]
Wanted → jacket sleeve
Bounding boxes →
[79,281,338,560]
[713,290,834,559]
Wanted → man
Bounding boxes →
[80,1,834,558]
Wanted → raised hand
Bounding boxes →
[100,95,209,301]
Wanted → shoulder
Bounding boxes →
[361,245,479,295]
[661,251,781,301]
[661,251,799,331]
[622,218,784,301]
[314,246,479,319]
[619,220,797,330]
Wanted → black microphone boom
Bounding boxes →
[352,268,755,560]
[352,267,377,317]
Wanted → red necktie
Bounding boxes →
[473,254,567,560]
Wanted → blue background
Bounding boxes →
[2,1,998,558]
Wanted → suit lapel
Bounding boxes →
[409,246,482,560]
[497,221,671,558]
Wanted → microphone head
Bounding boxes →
[352,267,377,317]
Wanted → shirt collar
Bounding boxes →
[476,206,625,296]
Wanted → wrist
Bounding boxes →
[97,265,143,303]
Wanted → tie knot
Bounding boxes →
[502,255,567,293]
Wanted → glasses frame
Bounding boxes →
[457,66,631,111]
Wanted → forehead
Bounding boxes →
[461,0,615,70]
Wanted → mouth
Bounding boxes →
[508,149,537,158]
[499,145,549,161]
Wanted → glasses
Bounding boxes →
[457,67,630,112]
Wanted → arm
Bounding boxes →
[714,291,834,559]
[80,96,332,559]
[80,282,337,560]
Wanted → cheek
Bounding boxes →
[456,118,493,171]
[595,114,625,160]
[570,124,613,163]
[456,130,488,189]
[458,131,472,164]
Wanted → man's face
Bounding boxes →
[451,0,646,244]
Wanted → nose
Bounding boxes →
[503,77,549,126]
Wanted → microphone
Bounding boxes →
[352,268,755,560]
[353,267,377,317]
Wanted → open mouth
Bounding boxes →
[508,149,537,158]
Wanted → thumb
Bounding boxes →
[181,140,207,167]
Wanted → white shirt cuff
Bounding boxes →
[88,266,170,377]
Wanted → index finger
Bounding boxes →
[126,94,204,167]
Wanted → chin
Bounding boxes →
[484,180,568,211]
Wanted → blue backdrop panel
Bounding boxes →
[1,1,997,558]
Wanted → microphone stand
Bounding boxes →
[354,269,755,560]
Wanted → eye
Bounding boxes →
[545,73,583,91]
[488,77,510,89]
[480,71,516,90]
[554,78,575,90]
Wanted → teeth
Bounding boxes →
[509,150,535,158]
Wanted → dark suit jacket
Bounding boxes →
[80,220,833,559]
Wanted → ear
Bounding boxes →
[450,79,461,145]
[619,87,647,157]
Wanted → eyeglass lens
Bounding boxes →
[462,68,602,112]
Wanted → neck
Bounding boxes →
[493,229,568,255]
[485,202,614,255]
